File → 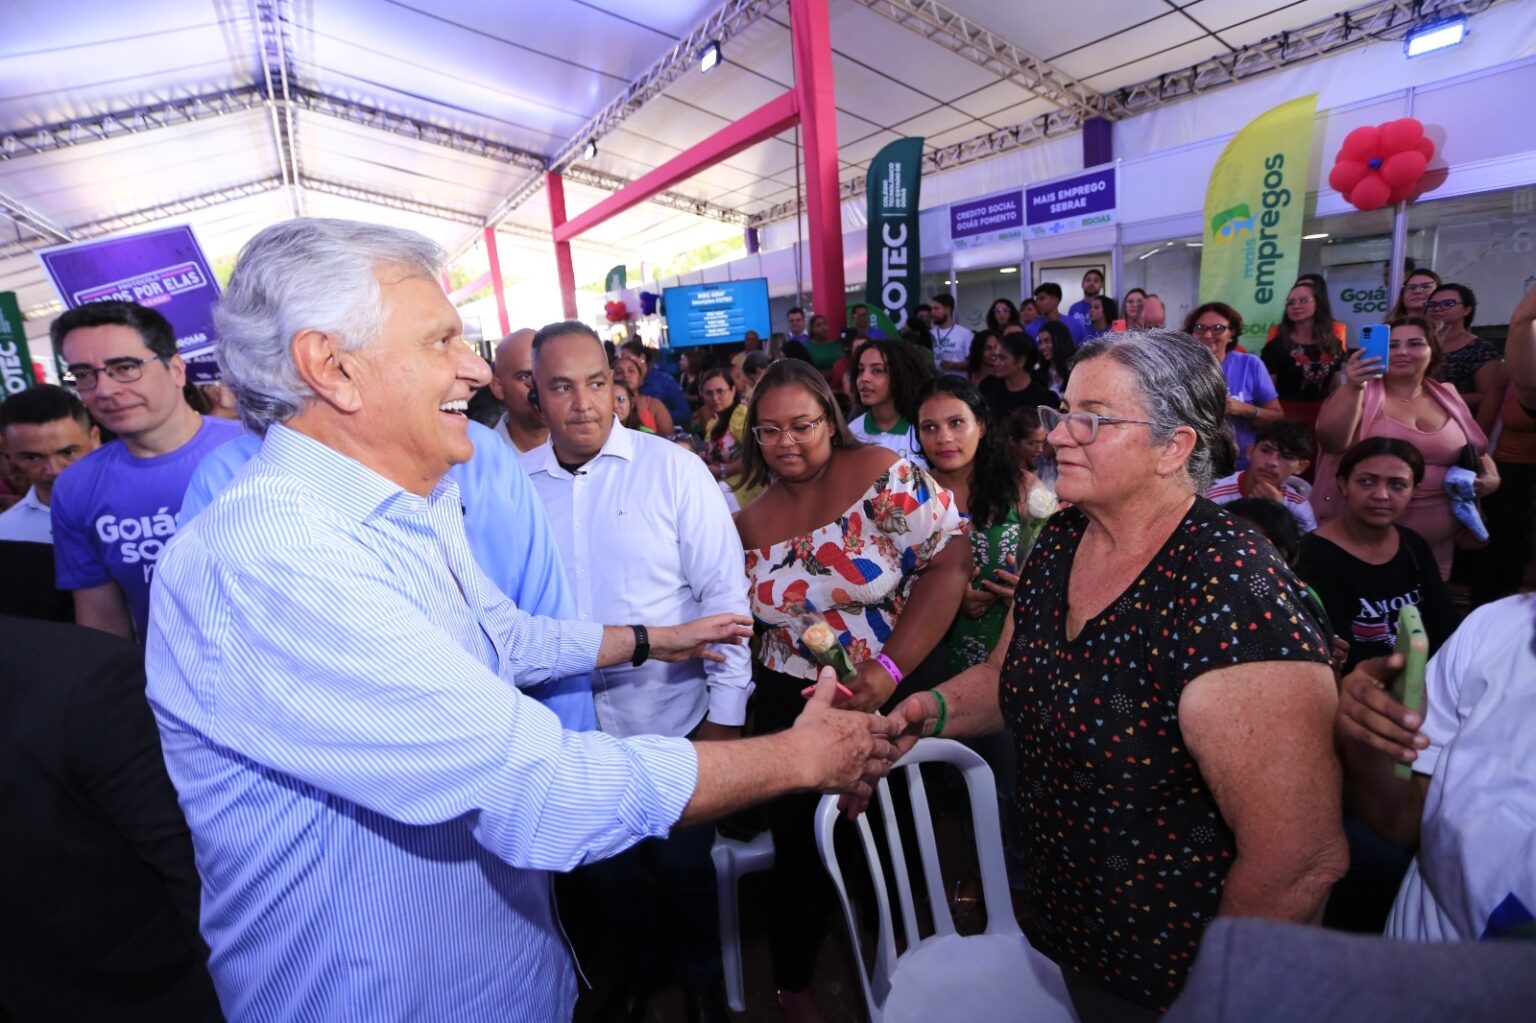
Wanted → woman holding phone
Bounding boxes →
[734,359,969,1017]
[1313,316,1497,579]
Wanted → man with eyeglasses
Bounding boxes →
[49,301,240,638]
[488,327,547,457]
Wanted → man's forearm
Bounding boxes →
[596,625,638,668]
[1340,738,1427,849]
[676,732,809,826]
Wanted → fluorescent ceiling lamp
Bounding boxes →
[1185,242,1203,248]
[999,266,1017,273]
[700,40,722,73]
[1137,249,1157,260]
[582,139,597,161]
[1405,15,1467,57]
[1303,232,1330,240]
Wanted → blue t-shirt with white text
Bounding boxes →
[52,416,242,636]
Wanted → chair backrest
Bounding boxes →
[814,737,1021,1015]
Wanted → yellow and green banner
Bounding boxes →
[1198,94,1317,349]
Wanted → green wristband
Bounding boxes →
[930,689,948,737]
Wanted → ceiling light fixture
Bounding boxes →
[1303,232,1330,240]
[1405,15,1468,58]
[1184,242,1203,247]
[999,266,1017,274]
[582,139,597,161]
[700,40,722,73]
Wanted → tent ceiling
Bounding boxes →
[0,0,1496,323]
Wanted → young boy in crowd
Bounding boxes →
[1206,418,1318,533]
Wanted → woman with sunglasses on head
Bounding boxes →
[1389,267,1442,321]
[1261,280,1346,430]
[1314,317,1498,580]
[987,297,1021,335]
[875,329,1344,1016]
[1186,301,1284,470]
[734,359,969,1019]
[1426,283,1506,438]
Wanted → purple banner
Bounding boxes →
[1024,166,1117,237]
[949,189,1023,243]
[39,225,221,383]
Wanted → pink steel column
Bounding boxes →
[482,226,511,338]
[789,0,844,316]
[546,172,579,319]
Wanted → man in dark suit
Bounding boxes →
[0,616,223,1021]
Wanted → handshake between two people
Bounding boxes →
[662,612,919,824]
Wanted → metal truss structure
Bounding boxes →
[251,0,303,216]
[0,89,268,160]
[0,190,77,245]
[850,0,1117,120]
[746,0,1503,225]
[0,179,284,261]
[542,0,782,176]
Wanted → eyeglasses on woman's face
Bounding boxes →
[1404,280,1437,294]
[1037,405,1156,445]
[1284,295,1315,308]
[751,415,826,446]
[1190,322,1230,336]
[1424,298,1461,312]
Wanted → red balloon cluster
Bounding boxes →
[1328,117,1436,211]
[604,300,629,323]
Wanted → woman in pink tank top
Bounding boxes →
[1313,317,1498,578]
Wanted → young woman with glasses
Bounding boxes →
[1389,267,1443,320]
[733,358,970,1018]
[1185,301,1284,469]
[1426,283,1506,438]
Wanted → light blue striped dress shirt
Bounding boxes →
[146,424,699,1022]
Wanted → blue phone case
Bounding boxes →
[1358,323,1390,371]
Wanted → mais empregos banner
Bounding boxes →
[1199,93,1318,349]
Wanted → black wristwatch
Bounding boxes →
[630,624,650,667]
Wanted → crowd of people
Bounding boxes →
[0,218,1532,1023]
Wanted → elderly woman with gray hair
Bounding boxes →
[879,329,1346,1016]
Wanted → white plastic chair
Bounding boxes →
[814,738,1077,1023]
[710,828,775,1013]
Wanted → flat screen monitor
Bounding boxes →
[662,278,771,348]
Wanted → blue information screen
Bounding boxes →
[663,278,771,348]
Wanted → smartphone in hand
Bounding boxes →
[1358,323,1390,375]
[1390,603,1429,780]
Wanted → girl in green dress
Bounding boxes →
[913,377,1025,674]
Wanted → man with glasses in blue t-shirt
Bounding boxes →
[50,301,240,639]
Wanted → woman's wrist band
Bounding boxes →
[930,689,949,737]
[875,653,904,686]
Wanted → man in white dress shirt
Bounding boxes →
[525,320,749,1021]
[488,328,548,457]
[0,384,100,543]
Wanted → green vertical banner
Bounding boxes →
[0,291,39,396]
[865,137,924,326]
[1199,94,1317,350]
[604,265,627,293]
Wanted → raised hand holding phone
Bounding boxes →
[1390,604,1429,780]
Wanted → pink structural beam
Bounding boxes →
[547,172,579,319]
[483,226,510,338]
[547,0,843,321]
[789,0,844,312]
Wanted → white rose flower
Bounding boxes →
[1026,486,1059,520]
[802,621,838,654]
